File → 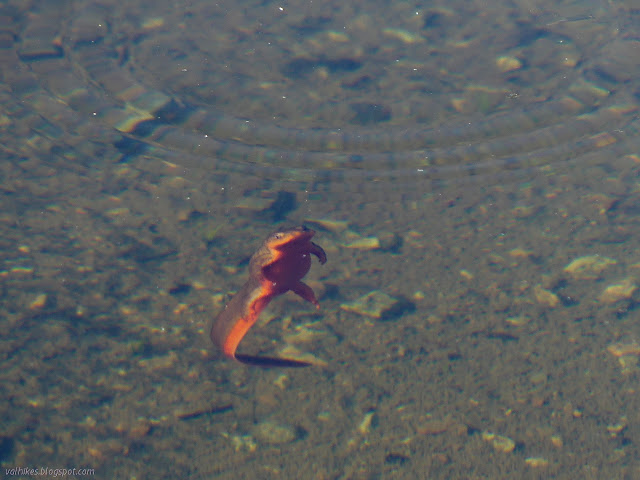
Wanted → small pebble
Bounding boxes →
[252,421,297,445]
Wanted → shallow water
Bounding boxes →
[2,0,640,478]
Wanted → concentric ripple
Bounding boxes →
[5,0,640,189]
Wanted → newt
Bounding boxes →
[210,226,327,367]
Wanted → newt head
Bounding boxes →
[261,225,327,268]
[265,225,316,251]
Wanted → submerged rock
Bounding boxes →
[340,291,400,318]
[563,255,617,280]
[599,278,636,304]
[252,420,298,445]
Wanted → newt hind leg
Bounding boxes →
[291,281,320,308]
